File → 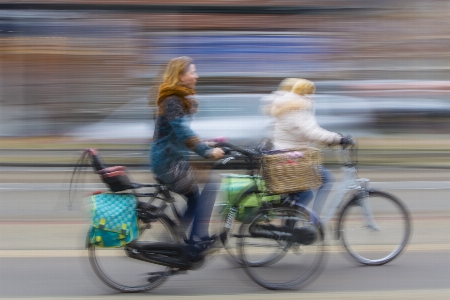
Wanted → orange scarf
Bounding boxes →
[156,83,198,115]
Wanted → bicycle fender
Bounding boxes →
[294,204,320,227]
[297,204,324,238]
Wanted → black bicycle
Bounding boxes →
[82,142,325,292]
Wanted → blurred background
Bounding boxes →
[0,0,449,165]
[0,2,449,299]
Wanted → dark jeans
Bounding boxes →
[292,167,333,216]
[181,176,219,243]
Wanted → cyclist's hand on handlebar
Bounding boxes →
[205,143,231,155]
[340,135,355,147]
[210,147,225,159]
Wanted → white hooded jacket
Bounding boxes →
[269,92,341,150]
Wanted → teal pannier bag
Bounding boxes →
[87,193,139,247]
[220,174,280,221]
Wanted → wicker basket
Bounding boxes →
[261,148,323,194]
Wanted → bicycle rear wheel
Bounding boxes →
[338,190,411,265]
[238,206,325,290]
[88,215,177,292]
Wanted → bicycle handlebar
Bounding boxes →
[215,142,261,158]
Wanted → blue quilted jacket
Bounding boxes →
[150,95,212,186]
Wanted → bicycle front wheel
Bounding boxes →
[88,215,178,292]
[238,206,325,290]
[338,190,411,265]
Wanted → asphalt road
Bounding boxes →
[0,167,448,299]
[0,166,448,222]
[0,250,448,299]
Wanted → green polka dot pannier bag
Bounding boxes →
[87,193,139,247]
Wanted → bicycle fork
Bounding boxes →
[329,176,380,240]
[355,179,380,231]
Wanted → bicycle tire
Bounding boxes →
[338,190,411,266]
[237,206,325,290]
[220,217,245,266]
[88,214,178,292]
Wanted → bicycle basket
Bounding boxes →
[87,193,139,248]
[261,148,323,194]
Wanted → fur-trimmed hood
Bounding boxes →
[269,92,314,118]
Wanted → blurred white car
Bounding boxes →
[66,93,376,146]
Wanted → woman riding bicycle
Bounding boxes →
[149,56,224,251]
[267,78,353,217]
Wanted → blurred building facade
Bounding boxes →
[0,0,449,136]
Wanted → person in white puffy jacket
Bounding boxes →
[268,78,351,217]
